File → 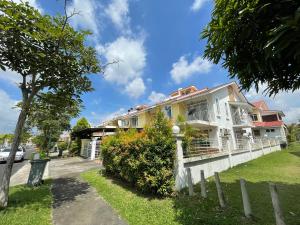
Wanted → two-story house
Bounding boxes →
[250,100,287,146]
[105,82,256,154]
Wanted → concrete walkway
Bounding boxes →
[50,157,127,225]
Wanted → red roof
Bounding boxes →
[252,100,269,110]
[253,121,284,127]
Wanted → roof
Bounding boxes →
[253,121,284,127]
[107,81,241,122]
[252,100,269,110]
[252,100,285,116]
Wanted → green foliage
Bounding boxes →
[176,115,206,155]
[57,141,68,151]
[202,0,300,96]
[101,111,176,196]
[287,123,300,143]
[69,141,79,156]
[0,134,14,145]
[26,92,81,152]
[71,117,91,155]
[72,117,91,132]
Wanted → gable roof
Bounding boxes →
[252,100,269,110]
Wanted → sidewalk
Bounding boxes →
[50,157,127,225]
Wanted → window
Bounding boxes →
[215,98,220,115]
[164,105,172,119]
[251,114,258,121]
[266,129,275,133]
[121,119,129,127]
[225,102,229,117]
[130,117,138,127]
[253,130,260,137]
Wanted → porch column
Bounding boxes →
[90,138,97,160]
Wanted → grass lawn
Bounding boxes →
[82,143,300,225]
[0,180,52,225]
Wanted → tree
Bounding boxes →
[202,0,300,96]
[72,117,91,132]
[26,92,81,153]
[71,117,91,155]
[0,1,101,208]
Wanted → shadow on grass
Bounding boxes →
[4,180,52,210]
[100,170,162,201]
[52,177,90,208]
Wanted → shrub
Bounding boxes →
[57,141,68,151]
[101,111,176,196]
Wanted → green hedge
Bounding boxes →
[101,112,176,196]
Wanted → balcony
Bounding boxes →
[232,114,253,128]
[186,109,217,127]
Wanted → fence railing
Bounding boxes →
[184,138,220,158]
[183,137,281,158]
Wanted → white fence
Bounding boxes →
[175,135,282,190]
[184,137,281,158]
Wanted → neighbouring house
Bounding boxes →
[72,126,142,159]
[250,100,287,147]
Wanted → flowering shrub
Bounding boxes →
[101,111,176,196]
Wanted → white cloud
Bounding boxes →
[124,78,145,98]
[98,36,147,98]
[0,89,20,133]
[148,91,166,105]
[0,69,22,86]
[105,0,130,34]
[88,108,126,126]
[245,84,300,124]
[190,0,209,12]
[170,55,213,84]
[67,0,100,38]
[13,0,43,13]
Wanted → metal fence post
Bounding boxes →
[215,172,226,208]
[200,170,207,198]
[240,179,252,218]
[269,183,286,225]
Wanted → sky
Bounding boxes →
[0,0,299,133]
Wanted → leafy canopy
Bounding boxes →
[202,0,300,96]
[26,92,81,151]
[72,117,91,132]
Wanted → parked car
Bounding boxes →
[0,147,25,163]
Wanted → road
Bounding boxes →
[0,146,35,179]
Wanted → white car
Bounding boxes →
[0,147,25,163]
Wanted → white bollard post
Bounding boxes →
[200,170,207,198]
[269,183,286,225]
[215,172,226,208]
[240,179,252,218]
[186,167,194,196]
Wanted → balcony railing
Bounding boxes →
[184,138,220,158]
[187,109,211,122]
[232,114,252,126]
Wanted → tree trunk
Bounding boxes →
[0,88,35,208]
[0,107,28,208]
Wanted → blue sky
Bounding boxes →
[0,0,299,133]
